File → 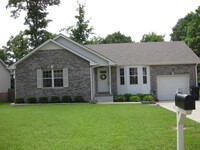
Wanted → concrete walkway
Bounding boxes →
[157,101,200,123]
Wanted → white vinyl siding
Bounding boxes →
[0,63,10,92]
[117,66,150,95]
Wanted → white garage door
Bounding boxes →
[157,75,189,101]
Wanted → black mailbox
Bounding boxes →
[175,93,195,110]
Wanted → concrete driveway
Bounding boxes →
[157,100,200,123]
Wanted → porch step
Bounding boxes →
[94,96,113,102]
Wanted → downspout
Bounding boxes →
[12,70,17,101]
[195,64,198,87]
[90,65,99,100]
[108,65,112,94]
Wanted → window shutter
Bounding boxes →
[63,68,69,87]
[37,69,43,88]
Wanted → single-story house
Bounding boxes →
[0,59,11,101]
[9,34,200,102]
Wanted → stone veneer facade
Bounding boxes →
[150,64,196,98]
[15,49,91,101]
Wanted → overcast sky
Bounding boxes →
[0,0,200,48]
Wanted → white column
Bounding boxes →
[108,66,112,94]
[174,106,192,150]
[177,111,185,150]
[90,67,94,100]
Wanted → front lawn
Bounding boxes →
[0,103,199,150]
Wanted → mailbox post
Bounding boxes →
[174,93,195,150]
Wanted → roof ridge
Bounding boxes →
[86,41,185,47]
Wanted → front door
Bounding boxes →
[97,68,109,93]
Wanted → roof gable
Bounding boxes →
[10,34,116,69]
[86,42,200,65]
[54,34,116,65]
[9,39,98,69]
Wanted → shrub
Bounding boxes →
[129,95,141,102]
[74,96,85,103]
[39,97,48,103]
[143,95,154,101]
[136,93,145,100]
[114,95,125,102]
[124,93,133,102]
[62,95,72,103]
[90,99,97,104]
[15,97,25,104]
[51,96,60,103]
[27,96,36,103]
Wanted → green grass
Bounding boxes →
[0,103,199,150]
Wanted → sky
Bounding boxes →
[0,0,200,48]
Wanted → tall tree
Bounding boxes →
[102,31,132,44]
[7,0,60,48]
[140,32,165,42]
[87,36,103,45]
[66,2,93,44]
[171,6,200,56]
[3,31,29,64]
[0,49,8,64]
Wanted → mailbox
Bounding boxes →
[175,93,195,110]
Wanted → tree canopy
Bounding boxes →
[171,6,200,56]
[7,0,60,48]
[102,31,132,44]
[0,49,8,64]
[140,32,165,42]
[65,2,93,44]
[2,31,29,65]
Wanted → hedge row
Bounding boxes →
[114,93,155,102]
[15,95,85,104]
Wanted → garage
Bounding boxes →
[157,75,190,101]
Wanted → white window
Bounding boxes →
[142,67,147,84]
[120,68,125,85]
[37,68,68,88]
[129,67,138,84]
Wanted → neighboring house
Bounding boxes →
[9,34,200,102]
[0,59,10,101]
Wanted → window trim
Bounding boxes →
[43,70,53,88]
[142,67,147,84]
[119,68,125,85]
[42,69,64,88]
[129,67,138,85]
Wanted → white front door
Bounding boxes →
[97,68,109,93]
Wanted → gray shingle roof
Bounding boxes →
[86,41,200,65]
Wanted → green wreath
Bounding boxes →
[100,74,107,80]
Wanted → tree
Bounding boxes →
[87,36,103,45]
[171,6,200,57]
[102,31,132,44]
[140,32,165,42]
[7,0,60,48]
[65,2,93,44]
[0,49,8,64]
[3,31,29,64]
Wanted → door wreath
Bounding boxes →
[100,74,107,80]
